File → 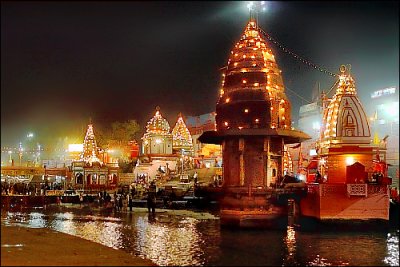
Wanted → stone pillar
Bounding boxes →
[239,138,245,186]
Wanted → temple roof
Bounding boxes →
[199,128,310,145]
[172,113,193,149]
[144,106,171,136]
[81,123,103,165]
[320,65,371,148]
[215,19,293,131]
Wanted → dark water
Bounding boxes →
[1,206,399,266]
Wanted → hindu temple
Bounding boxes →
[300,65,391,223]
[199,19,310,227]
[71,123,118,190]
[135,107,194,183]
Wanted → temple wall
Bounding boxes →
[223,138,240,186]
[325,148,374,183]
[244,138,265,187]
[300,184,390,220]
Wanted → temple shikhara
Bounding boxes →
[135,107,195,182]
[200,19,310,227]
[300,65,391,223]
[71,123,118,190]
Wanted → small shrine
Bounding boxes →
[316,65,389,184]
[172,113,194,155]
[300,65,391,223]
[141,106,173,155]
[71,122,118,190]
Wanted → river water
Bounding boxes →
[1,206,399,266]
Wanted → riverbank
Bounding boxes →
[1,225,156,266]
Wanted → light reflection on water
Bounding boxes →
[1,209,399,266]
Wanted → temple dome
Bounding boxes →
[320,65,371,147]
[145,106,171,135]
[172,113,193,152]
[216,19,291,131]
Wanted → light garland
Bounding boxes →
[172,114,193,149]
[257,27,338,77]
[321,65,368,145]
[81,123,102,164]
[218,19,291,129]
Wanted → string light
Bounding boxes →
[257,27,338,77]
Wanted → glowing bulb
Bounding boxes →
[345,156,354,166]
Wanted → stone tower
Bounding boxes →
[199,19,310,227]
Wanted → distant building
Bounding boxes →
[135,107,194,182]
[186,112,222,168]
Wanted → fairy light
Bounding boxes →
[217,19,293,130]
[172,114,193,149]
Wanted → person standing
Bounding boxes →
[79,193,84,207]
[147,181,157,214]
[122,194,128,212]
[128,193,133,212]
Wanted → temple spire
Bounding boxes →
[246,1,266,26]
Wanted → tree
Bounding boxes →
[95,120,140,148]
[111,120,141,144]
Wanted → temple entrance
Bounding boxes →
[269,159,279,187]
[76,173,83,184]
[86,174,91,185]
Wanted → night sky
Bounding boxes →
[1,1,399,146]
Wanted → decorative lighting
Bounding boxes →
[345,156,355,166]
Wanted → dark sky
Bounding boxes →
[1,1,399,146]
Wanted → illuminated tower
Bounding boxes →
[142,106,173,155]
[216,20,291,130]
[172,113,194,155]
[318,65,384,183]
[200,19,310,227]
[81,123,102,165]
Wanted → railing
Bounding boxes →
[367,184,388,195]
[346,184,368,197]
[321,184,347,197]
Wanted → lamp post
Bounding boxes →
[8,151,12,166]
[18,142,23,166]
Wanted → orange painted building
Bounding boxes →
[301,65,391,223]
